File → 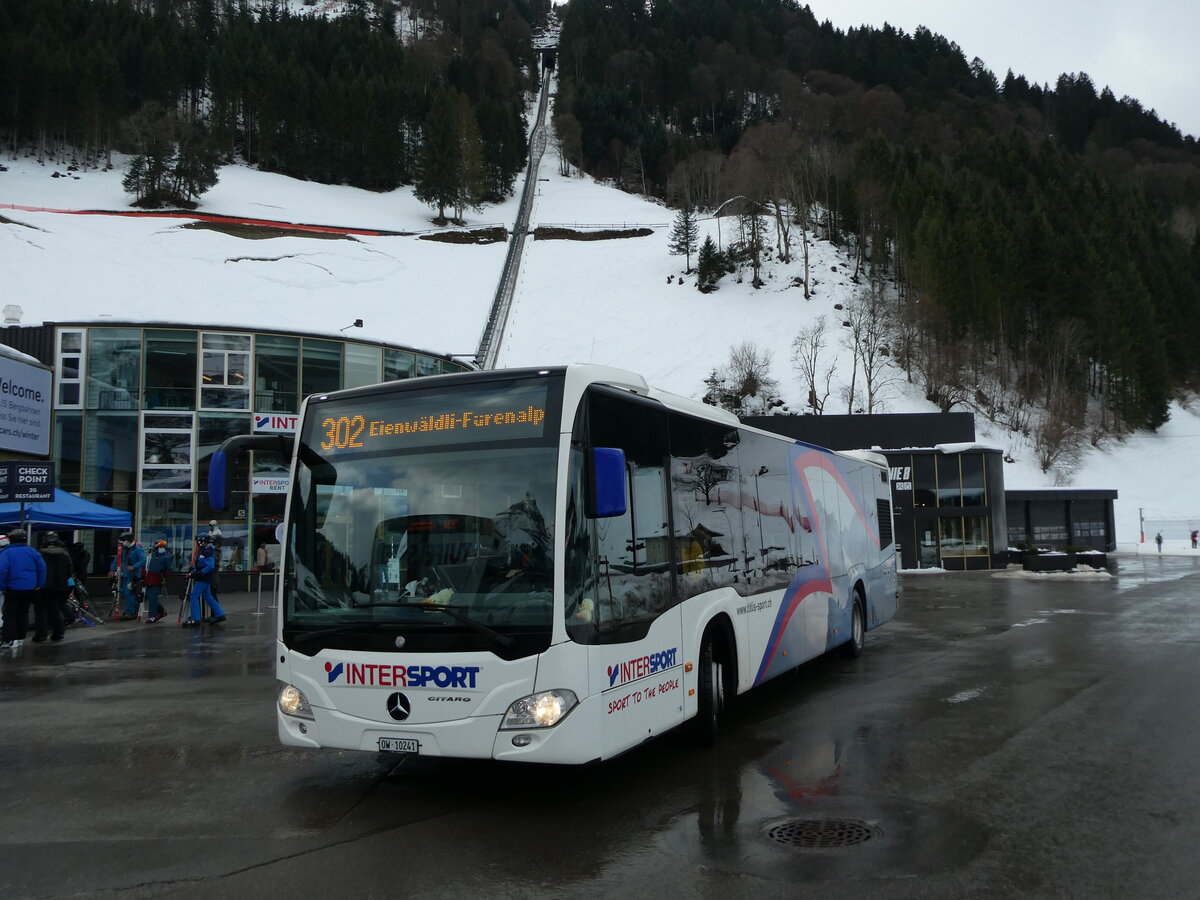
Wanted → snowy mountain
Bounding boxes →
[3,140,1197,548]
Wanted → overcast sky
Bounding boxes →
[808,0,1200,139]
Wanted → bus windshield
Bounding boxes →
[284,377,560,657]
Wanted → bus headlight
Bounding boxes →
[278,683,315,720]
[500,689,578,729]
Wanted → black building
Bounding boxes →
[1005,489,1119,552]
[744,412,977,450]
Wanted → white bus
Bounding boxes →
[210,365,899,763]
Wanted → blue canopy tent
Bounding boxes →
[0,489,131,532]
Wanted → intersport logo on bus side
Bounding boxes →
[324,661,481,689]
[607,648,679,688]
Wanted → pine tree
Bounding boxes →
[121,154,148,200]
[171,129,221,205]
[121,110,219,208]
[122,136,174,207]
[702,369,730,409]
[738,211,768,288]
[415,88,485,223]
[696,235,723,291]
[668,200,699,272]
[450,92,488,221]
[415,90,459,222]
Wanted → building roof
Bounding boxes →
[0,340,47,368]
[1006,488,1119,500]
[44,318,465,363]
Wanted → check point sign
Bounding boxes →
[0,461,54,502]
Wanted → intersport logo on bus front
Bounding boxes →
[324,660,481,688]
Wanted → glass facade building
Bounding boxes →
[883,447,1008,570]
[23,322,473,578]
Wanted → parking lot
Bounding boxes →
[4,555,1200,899]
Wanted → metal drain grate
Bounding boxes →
[764,817,880,849]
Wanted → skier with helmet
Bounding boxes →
[183,533,226,627]
[143,540,172,623]
[114,531,146,620]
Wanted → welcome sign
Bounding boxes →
[0,355,51,456]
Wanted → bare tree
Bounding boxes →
[791,315,836,414]
[778,132,818,297]
[841,279,896,413]
[889,296,922,382]
[1029,319,1087,472]
[669,150,725,211]
[674,461,732,506]
[728,341,777,399]
[552,112,582,176]
[851,132,894,280]
[809,138,845,241]
[1033,412,1081,474]
[916,332,973,413]
[704,342,782,414]
[734,211,768,288]
[621,143,648,195]
[1040,319,1088,413]
[731,122,796,265]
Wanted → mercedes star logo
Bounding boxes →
[386,692,412,721]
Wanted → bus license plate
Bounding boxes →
[379,737,419,754]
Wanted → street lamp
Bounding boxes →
[339,319,364,333]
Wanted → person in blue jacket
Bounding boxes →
[183,535,226,627]
[1,529,48,650]
[115,531,146,620]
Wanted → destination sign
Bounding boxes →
[305,379,553,454]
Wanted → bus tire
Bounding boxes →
[690,632,725,747]
[839,591,866,658]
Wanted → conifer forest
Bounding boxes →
[4,0,1200,437]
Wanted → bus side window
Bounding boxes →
[564,447,599,639]
[574,389,672,643]
[738,431,797,595]
[668,413,741,602]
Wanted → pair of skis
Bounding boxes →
[67,581,103,627]
[111,541,146,621]
[175,540,214,625]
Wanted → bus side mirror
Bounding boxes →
[208,434,293,511]
[590,447,627,518]
[209,449,232,512]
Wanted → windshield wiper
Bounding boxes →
[414,602,516,648]
[290,622,401,647]
[355,601,516,648]
[288,603,516,650]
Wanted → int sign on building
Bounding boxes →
[253,413,299,434]
[0,354,52,456]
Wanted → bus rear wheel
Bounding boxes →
[690,633,725,746]
[839,593,865,658]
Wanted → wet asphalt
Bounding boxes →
[3,554,1200,899]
